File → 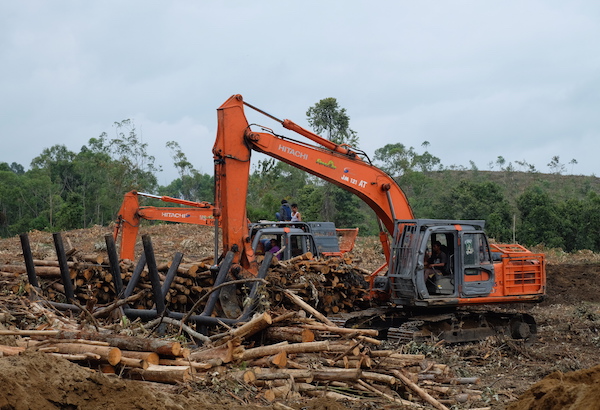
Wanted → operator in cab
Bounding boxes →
[424,241,447,280]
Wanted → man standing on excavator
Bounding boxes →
[276,199,292,221]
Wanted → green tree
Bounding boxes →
[398,170,438,218]
[166,141,194,200]
[373,143,414,177]
[374,142,441,177]
[558,191,600,252]
[434,180,514,242]
[547,156,565,174]
[10,163,25,174]
[73,146,114,226]
[247,160,308,221]
[306,98,358,146]
[56,192,84,230]
[305,98,363,224]
[516,186,564,248]
[100,119,160,194]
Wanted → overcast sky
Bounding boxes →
[2,1,600,185]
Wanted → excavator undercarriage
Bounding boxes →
[332,306,538,344]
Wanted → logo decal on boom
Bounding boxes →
[316,159,336,169]
[278,145,308,160]
[161,212,191,219]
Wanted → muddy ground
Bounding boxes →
[1,224,599,409]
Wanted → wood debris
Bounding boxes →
[1,244,486,408]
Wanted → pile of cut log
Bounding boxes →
[6,251,373,318]
[267,255,372,315]
[2,246,489,408]
[0,305,485,409]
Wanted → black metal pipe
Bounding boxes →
[142,234,165,315]
[201,251,234,317]
[239,252,272,321]
[104,234,123,296]
[122,308,239,326]
[122,253,146,299]
[19,233,39,289]
[52,232,74,300]
[161,252,183,299]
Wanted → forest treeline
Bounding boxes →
[2,100,600,253]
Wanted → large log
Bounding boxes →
[311,368,362,382]
[0,345,26,356]
[79,254,106,264]
[230,311,272,340]
[50,352,101,361]
[264,326,306,343]
[120,350,160,365]
[283,290,336,327]
[46,342,121,366]
[1,265,62,276]
[29,330,182,356]
[189,339,244,363]
[254,369,314,382]
[158,358,219,370]
[241,341,330,361]
[249,351,288,368]
[119,356,149,369]
[362,371,398,386]
[301,323,378,337]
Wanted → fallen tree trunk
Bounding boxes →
[189,339,244,363]
[241,340,330,361]
[120,350,160,365]
[44,342,122,366]
[283,290,336,327]
[0,345,26,356]
[33,330,182,356]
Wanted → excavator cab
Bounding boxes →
[250,227,319,261]
[387,219,495,307]
[248,221,350,261]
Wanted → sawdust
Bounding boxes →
[507,365,600,410]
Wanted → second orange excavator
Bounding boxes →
[113,191,216,261]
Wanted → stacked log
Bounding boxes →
[21,250,373,323]
[18,253,223,314]
[267,255,372,315]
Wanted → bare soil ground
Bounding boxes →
[1,224,600,409]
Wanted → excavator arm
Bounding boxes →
[213,94,414,273]
[114,191,215,260]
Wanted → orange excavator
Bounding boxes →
[113,191,215,261]
[211,94,546,342]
